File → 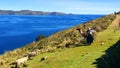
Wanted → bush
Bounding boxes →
[36,35,46,41]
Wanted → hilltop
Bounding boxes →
[0,12,120,68]
[0,10,67,15]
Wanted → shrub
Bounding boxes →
[36,35,46,41]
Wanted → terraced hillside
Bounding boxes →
[1,13,120,68]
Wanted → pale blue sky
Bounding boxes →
[0,0,120,14]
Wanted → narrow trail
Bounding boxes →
[109,14,120,28]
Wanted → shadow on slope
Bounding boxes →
[93,40,120,68]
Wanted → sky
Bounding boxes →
[0,0,120,14]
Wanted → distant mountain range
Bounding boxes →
[0,10,69,15]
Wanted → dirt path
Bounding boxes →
[109,14,120,28]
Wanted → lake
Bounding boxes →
[0,14,104,54]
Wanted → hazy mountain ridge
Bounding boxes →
[0,10,68,15]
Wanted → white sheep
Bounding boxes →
[28,51,38,57]
[27,49,40,57]
[16,55,29,66]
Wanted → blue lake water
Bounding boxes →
[0,15,104,54]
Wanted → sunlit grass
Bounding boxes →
[26,28,120,68]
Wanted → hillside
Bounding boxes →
[0,13,120,68]
[0,10,67,15]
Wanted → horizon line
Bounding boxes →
[0,9,114,15]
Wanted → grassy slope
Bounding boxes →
[26,14,120,68]
[26,24,120,68]
[0,14,119,68]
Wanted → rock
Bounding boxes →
[100,42,104,45]
[40,56,47,61]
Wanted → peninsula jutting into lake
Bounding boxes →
[0,10,67,15]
